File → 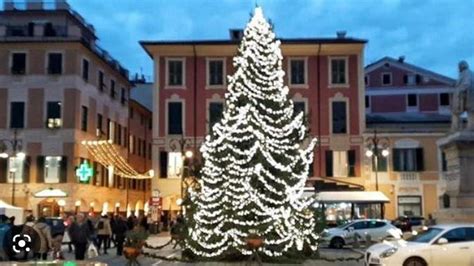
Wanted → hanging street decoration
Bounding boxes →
[76,161,93,183]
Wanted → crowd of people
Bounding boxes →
[0,212,151,261]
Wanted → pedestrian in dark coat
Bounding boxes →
[68,213,92,260]
[112,215,128,256]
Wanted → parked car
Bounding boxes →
[320,219,402,249]
[365,224,474,266]
[392,216,425,232]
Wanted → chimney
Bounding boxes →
[26,0,43,10]
[398,56,405,63]
[55,0,70,10]
[4,0,14,10]
[229,29,244,41]
[336,30,347,39]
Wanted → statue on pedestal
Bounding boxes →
[451,61,474,131]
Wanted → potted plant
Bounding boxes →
[124,228,149,265]
[246,231,264,250]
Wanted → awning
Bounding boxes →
[304,190,390,203]
[34,188,68,198]
[81,140,151,179]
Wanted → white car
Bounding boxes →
[365,224,474,266]
[320,219,402,249]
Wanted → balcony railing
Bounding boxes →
[399,172,419,181]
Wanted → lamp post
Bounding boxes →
[169,137,194,214]
[0,130,25,206]
[365,129,389,191]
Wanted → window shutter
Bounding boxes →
[36,156,45,183]
[325,150,333,177]
[416,148,424,171]
[159,151,168,178]
[24,156,31,183]
[0,158,7,183]
[92,161,98,186]
[348,150,356,177]
[416,74,422,84]
[393,149,401,171]
[60,156,68,183]
[403,74,408,84]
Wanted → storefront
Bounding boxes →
[309,191,390,226]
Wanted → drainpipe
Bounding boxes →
[316,44,322,177]
[193,45,197,155]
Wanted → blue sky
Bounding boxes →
[68,0,474,80]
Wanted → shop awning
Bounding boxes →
[81,140,151,179]
[304,190,390,203]
[34,188,68,198]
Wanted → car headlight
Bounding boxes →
[380,247,398,258]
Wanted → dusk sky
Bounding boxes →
[67,0,474,80]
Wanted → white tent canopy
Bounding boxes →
[311,191,390,203]
[0,200,24,225]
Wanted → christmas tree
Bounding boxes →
[186,7,319,259]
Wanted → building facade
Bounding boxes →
[142,30,367,213]
[0,0,150,217]
[364,56,455,220]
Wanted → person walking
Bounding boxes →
[68,213,92,260]
[112,215,128,256]
[33,217,53,260]
[96,215,112,254]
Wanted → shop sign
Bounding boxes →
[76,161,93,183]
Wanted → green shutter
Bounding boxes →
[393,149,401,172]
[348,150,356,177]
[0,158,7,183]
[60,156,68,183]
[325,150,333,177]
[36,156,45,183]
[416,148,424,171]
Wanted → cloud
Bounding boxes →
[68,0,473,79]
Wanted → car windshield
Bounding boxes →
[407,228,443,243]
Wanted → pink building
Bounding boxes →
[142,30,368,211]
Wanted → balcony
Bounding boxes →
[399,172,419,182]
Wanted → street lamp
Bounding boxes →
[0,130,24,206]
[169,137,195,214]
[365,129,389,191]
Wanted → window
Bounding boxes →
[47,53,62,74]
[167,152,183,178]
[330,58,347,85]
[393,148,424,172]
[326,150,356,177]
[130,108,134,119]
[382,73,392,85]
[352,221,369,230]
[441,151,448,172]
[290,59,305,85]
[44,156,61,183]
[208,60,224,86]
[407,94,418,107]
[121,88,127,104]
[96,114,103,136]
[82,59,89,81]
[209,102,223,132]
[46,101,61,128]
[167,60,183,86]
[11,53,26,75]
[293,101,306,116]
[365,95,370,109]
[364,75,369,86]
[8,157,24,183]
[159,151,168,178]
[110,80,116,99]
[332,101,347,134]
[168,102,183,134]
[398,196,422,216]
[440,93,450,106]
[372,156,388,172]
[81,106,88,132]
[98,71,105,92]
[117,124,122,146]
[10,102,25,129]
[441,228,469,243]
[404,74,416,85]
